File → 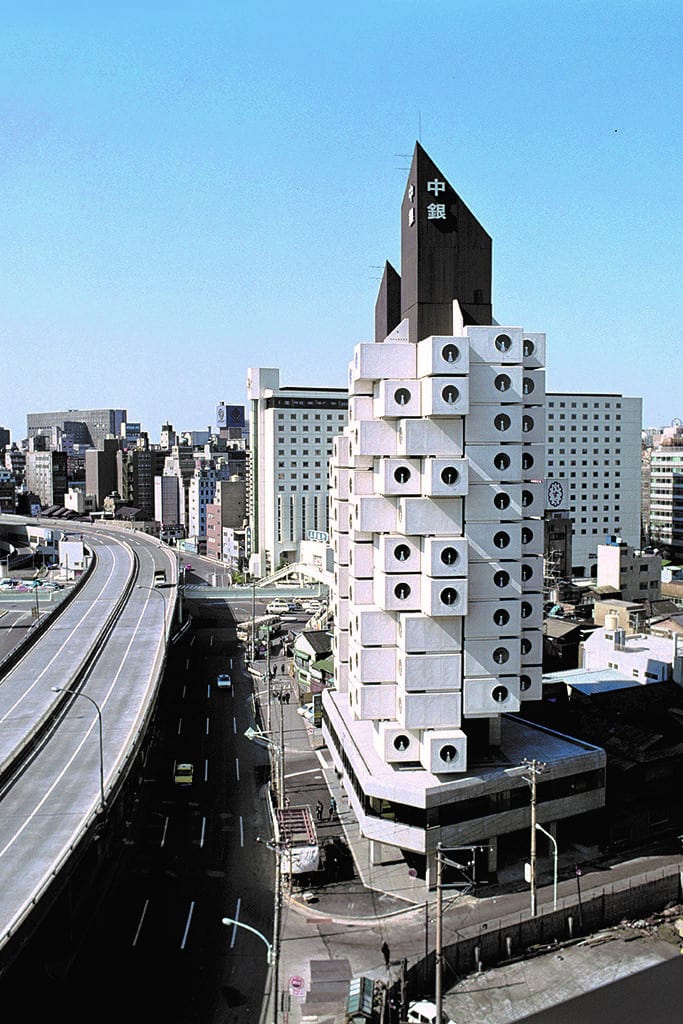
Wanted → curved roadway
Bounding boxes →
[0,521,176,963]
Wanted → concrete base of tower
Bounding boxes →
[321,689,606,882]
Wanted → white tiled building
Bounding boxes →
[545,393,642,576]
[246,368,348,575]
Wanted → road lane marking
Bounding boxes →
[160,816,169,847]
[200,817,207,848]
[204,759,209,783]
[235,758,240,782]
[233,716,237,734]
[205,716,210,735]
[132,899,150,946]
[180,901,195,949]
[177,717,183,735]
[229,897,241,948]
[240,816,244,847]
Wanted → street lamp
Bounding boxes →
[221,916,273,964]
[136,584,169,640]
[52,686,105,813]
[535,822,558,911]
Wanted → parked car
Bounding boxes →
[297,702,314,722]
[407,1000,456,1024]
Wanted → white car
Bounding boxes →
[216,673,232,689]
[266,599,289,614]
[297,702,314,721]
[407,1000,456,1024]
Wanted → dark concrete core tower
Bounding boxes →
[374,261,402,343]
[377,142,493,342]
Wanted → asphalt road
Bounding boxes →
[0,602,278,1023]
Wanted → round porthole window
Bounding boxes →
[394,582,411,600]
[394,387,411,406]
[522,489,533,507]
[439,745,459,764]
[493,608,510,626]
[495,373,511,392]
[494,492,511,510]
[492,686,509,703]
[441,546,459,566]
[394,543,411,562]
[523,338,535,357]
[494,451,511,471]
[441,466,459,486]
[494,570,510,589]
[522,451,534,470]
[521,637,532,655]
[522,564,533,582]
[493,647,509,664]
[522,415,535,433]
[394,466,411,484]
[494,531,510,549]
[523,377,535,395]
[442,384,460,405]
[520,675,532,692]
[441,343,460,363]
[393,734,411,752]
[494,413,511,432]
[495,333,512,352]
[440,587,459,606]
[522,526,533,545]
[521,600,532,619]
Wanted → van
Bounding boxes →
[266,599,289,614]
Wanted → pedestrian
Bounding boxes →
[316,800,323,821]
[381,940,391,967]
[329,797,337,820]
[284,691,290,704]
[281,663,286,674]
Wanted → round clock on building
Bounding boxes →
[547,480,564,508]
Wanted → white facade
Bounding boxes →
[545,393,642,575]
[649,441,683,555]
[329,308,546,778]
[246,368,348,574]
[582,625,674,682]
[596,539,661,602]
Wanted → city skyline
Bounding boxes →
[2,2,681,441]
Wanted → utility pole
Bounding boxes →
[266,625,272,734]
[522,758,546,917]
[435,844,443,1024]
[250,579,256,664]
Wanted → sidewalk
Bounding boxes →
[256,649,683,1024]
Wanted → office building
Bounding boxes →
[324,143,604,883]
[648,426,683,559]
[596,537,661,603]
[545,393,642,576]
[24,451,68,507]
[27,408,127,450]
[246,368,348,575]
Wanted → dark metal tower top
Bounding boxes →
[375,143,493,343]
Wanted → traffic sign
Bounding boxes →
[289,975,306,999]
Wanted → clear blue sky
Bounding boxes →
[2,0,680,442]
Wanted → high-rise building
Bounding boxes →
[246,368,348,575]
[324,144,604,883]
[545,393,642,576]
[27,408,127,449]
[24,451,68,507]
[649,428,683,559]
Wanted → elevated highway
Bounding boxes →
[0,517,177,973]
